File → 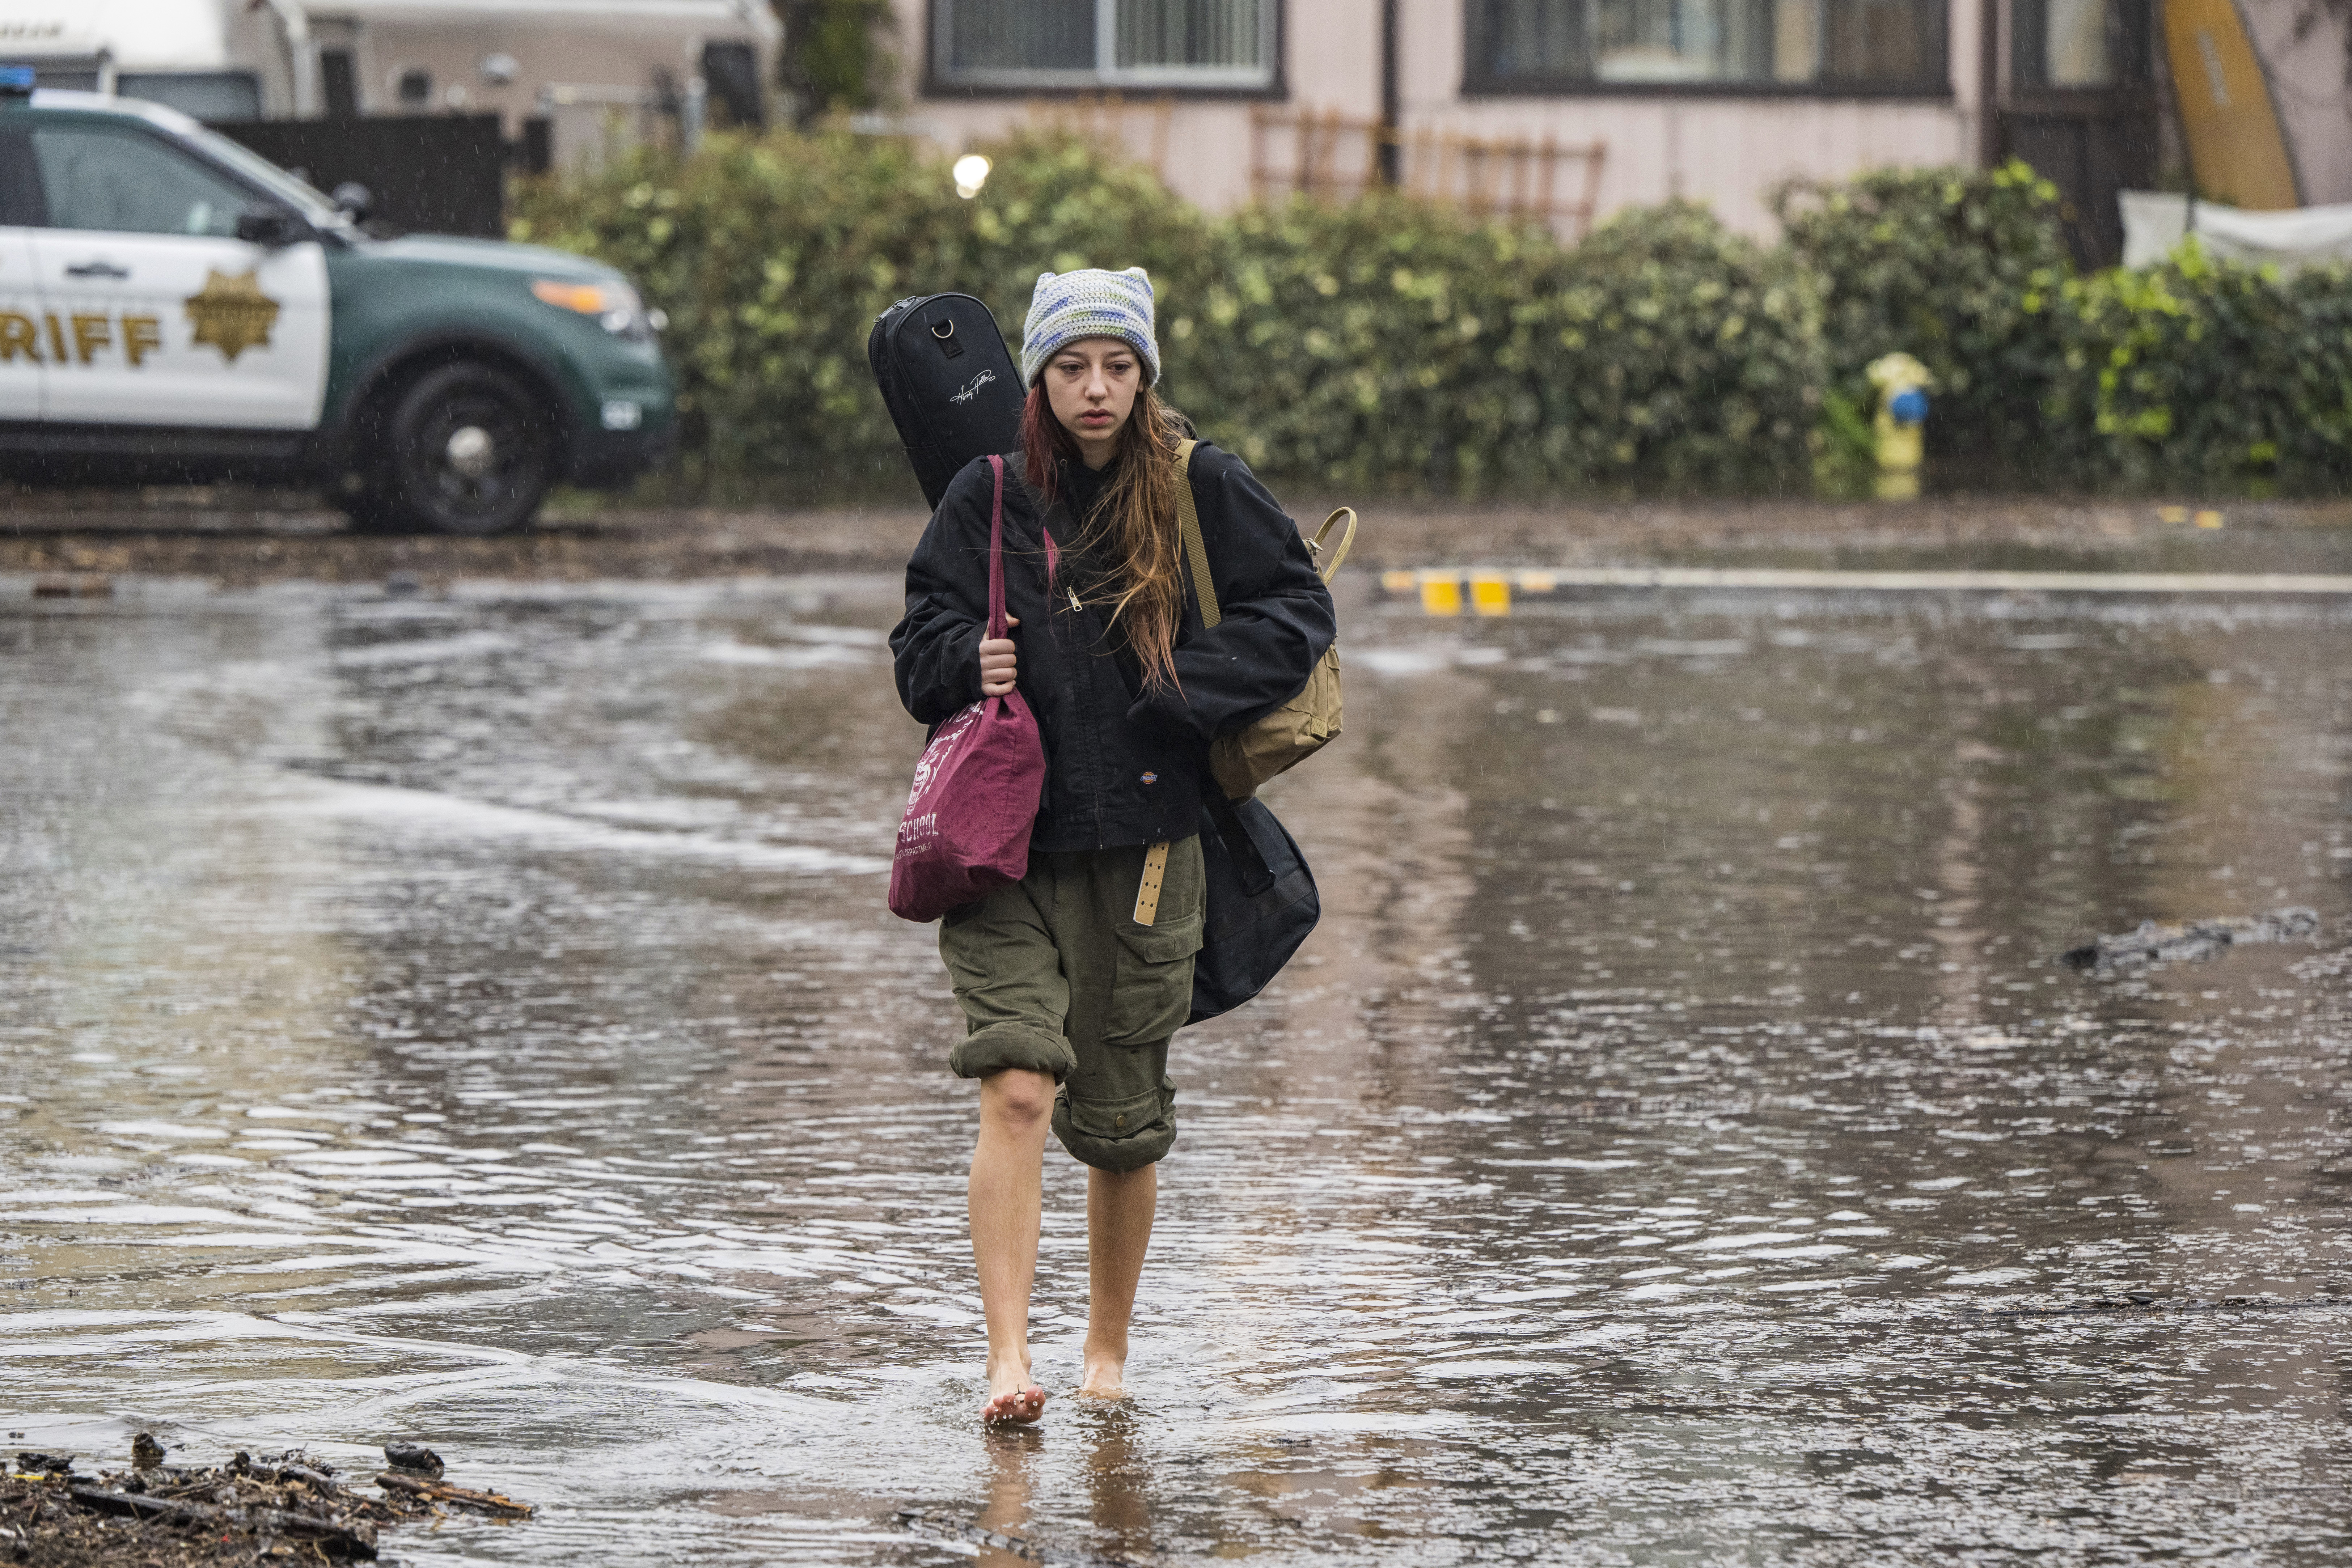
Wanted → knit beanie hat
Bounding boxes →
[1020,267,1160,388]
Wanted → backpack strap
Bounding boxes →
[1174,438,1222,630]
[1181,442,1355,606]
[1308,507,1357,583]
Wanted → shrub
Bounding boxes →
[1517,201,1822,492]
[1171,193,1822,493]
[1171,193,1570,491]
[513,130,1209,493]
[2052,244,2352,489]
[1776,162,2074,466]
[515,131,955,489]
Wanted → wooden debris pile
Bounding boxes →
[1,1436,534,1565]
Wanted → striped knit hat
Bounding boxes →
[1019,267,1160,388]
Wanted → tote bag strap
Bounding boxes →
[985,454,1008,640]
[1173,439,1221,630]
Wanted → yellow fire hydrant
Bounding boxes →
[1866,352,1932,500]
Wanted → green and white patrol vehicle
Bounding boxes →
[0,75,675,534]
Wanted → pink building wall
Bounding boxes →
[889,0,1986,236]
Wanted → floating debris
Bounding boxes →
[29,576,112,599]
[381,1441,444,1478]
[0,1440,533,1565]
[373,1470,533,1518]
[2062,906,2319,973]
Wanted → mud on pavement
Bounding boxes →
[5,484,2352,586]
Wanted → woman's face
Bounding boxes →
[1043,336,1141,469]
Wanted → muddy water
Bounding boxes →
[6,572,2352,1564]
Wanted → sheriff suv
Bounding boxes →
[0,77,674,534]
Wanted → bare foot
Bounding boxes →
[982,1352,1045,1426]
[1077,1347,1125,1399]
[982,1385,1046,1426]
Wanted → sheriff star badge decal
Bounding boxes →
[183,268,280,362]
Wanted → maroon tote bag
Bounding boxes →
[888,455,1046,923]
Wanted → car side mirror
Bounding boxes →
[235,204,306,247]
[331,182,373,221]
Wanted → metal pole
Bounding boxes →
[258,0,319,117]
[1378,0,1400,185]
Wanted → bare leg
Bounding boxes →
[1079,1162,1156,1397]
[971,1068,1054,1425]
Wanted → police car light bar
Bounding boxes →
[0,67,35,97]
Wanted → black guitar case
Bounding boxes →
[867,293,1026,509]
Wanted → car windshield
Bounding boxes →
[177,122,346,228]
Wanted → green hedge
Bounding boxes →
[1776,161,2352,489]
[514,132,2352,498]
[515,131,1816,496]
[1776,161,2074,463]
[1156,196,1819,492]
[2053,246,2352,489]
[511,132,1204,489]
[1525,201,1822,491]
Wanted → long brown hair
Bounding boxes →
[1020,378,1190,691]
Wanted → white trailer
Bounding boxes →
[0,0,779,157]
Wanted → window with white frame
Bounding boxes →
[932,0,1277,90]
[1468,0,1947,91]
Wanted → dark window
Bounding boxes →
[701,41,766,126]
[396,68,433,107]
[116,71,264,122]
[932,0,1276,88]
[0,130,42,226]
[1468,0,1947,90]
[320,50,360,118]
[28,124,258,237]
[2012,0,2148,88]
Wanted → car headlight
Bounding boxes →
[532,278,660,340]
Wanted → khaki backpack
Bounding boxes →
[1174,438,1354,800]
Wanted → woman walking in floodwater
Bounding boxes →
[891,268,1334,1425]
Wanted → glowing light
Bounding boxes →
[953,153,991,200]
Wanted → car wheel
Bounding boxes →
[375,361,557,537]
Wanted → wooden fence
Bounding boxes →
[1249,107,1607,237]
[1008,97,1607,239]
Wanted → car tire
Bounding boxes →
[372,361,558,537]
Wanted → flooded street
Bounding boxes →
[7,564,2352,1564]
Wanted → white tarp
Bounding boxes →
[2121,191,2352,272]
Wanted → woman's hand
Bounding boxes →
[978,617,1020,696]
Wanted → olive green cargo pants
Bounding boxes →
[938,836,1206,1173]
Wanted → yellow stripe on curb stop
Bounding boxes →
[1380,566,2352,604]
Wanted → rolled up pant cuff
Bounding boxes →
[949,1022,1078,1081]
[1052,1068,1176,1173]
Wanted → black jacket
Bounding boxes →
[891,441,1335,853]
